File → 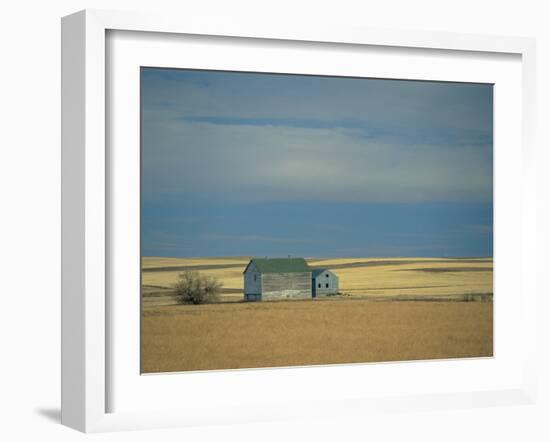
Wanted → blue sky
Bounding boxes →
[141,68,493,258]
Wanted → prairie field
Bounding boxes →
[141,256,493,373]
[142,299,492,373]
[142,256,493,306]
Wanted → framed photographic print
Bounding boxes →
[139,67,495,374]
[61,9,538,433]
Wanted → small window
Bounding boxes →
[253,274,257,281]
[325,283,329,288]
[318,283,321,288]
[326,274,329,277]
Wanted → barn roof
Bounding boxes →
[246,257,310,274]
[311,268,330,278]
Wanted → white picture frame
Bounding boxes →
[61,9,538,433]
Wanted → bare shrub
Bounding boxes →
[174,271,222,305]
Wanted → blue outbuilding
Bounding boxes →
[311,268,339,297]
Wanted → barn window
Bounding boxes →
[326,274,329,277]
[325,283,329,288]
[318,283,321,288]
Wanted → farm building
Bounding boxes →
[243,258,312,301]
[312,268,339,297]
[243,258,340,301]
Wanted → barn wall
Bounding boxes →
[313,271,339,296]
[243,263,261,300]
[261,272,312,300]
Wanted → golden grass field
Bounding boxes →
[141,256,493,373]
[142,256,493,305]
[142,299,492,373]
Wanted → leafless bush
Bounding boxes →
[174,271,222,305]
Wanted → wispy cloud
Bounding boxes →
[142,119,492,203]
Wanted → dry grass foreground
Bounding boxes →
[141,299,493,373]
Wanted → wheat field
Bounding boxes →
[142,256,493,306]
[141,256,493,373]
[142,299,492,373]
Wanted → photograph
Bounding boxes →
[140,67,494,374]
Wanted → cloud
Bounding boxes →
[142,119,492,203]
[141,68,492,205]
[141,69,493,139]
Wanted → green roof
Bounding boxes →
[246,257,311,274]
